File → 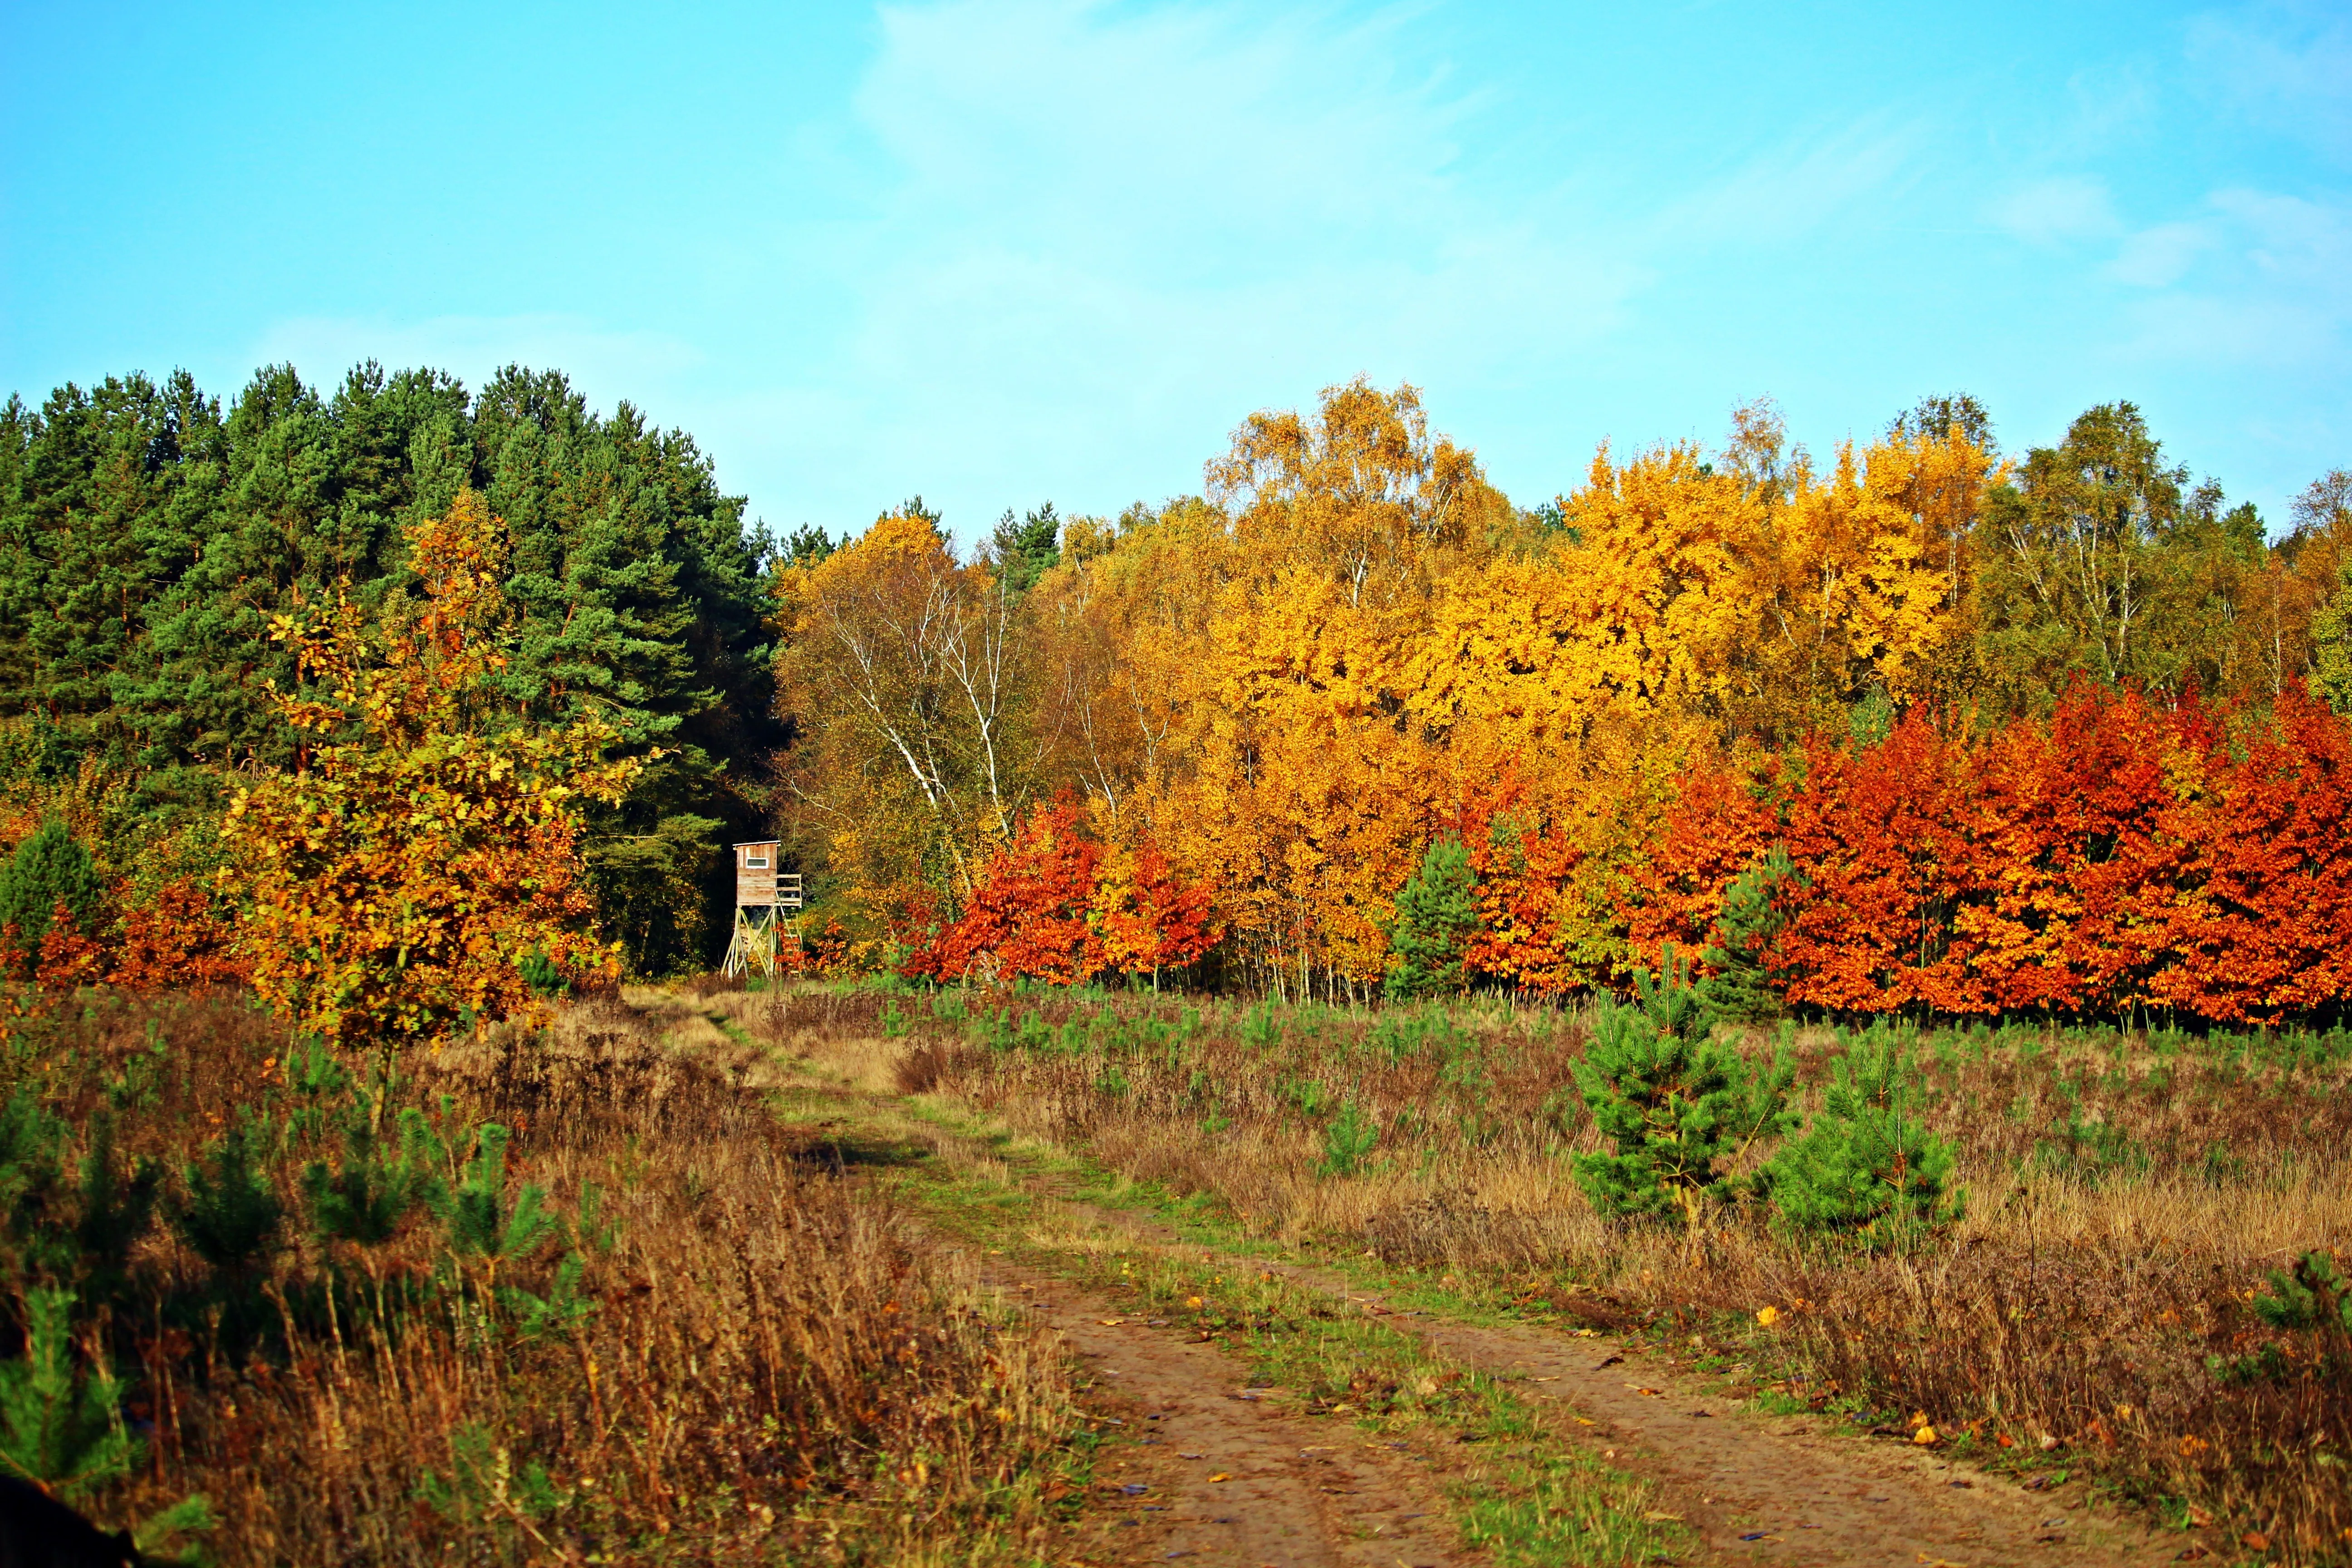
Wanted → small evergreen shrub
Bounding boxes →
[0,820,105,953]
[518,949,570,999]
[1318,1102,1380,1177]
[2211,1251,2352,1384]
[0,1289,138,1501]
[1568,947,1791,1232]
[439,1124,557,1269]
[0,1089,67,1276]
[1766,1040,1963,1250]
[1384,837,1479,1000]
[70,1119,160,1298]
[304,1107,444,1248]
[1698,846,1797,1024]
[172,1120,285,1274]
[2253,1250,2352,1335]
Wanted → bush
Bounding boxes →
[1318,1102,1380,1177]
[0,1289,137,1502]
[1385,837,1479,1000]
[172,1121,285,1276]
[0,820,104,956]
[1765,1039,1963,1250]
[1568,949,1790,1233]
[2253,1250,2352,1336]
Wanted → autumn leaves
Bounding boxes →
[773,378,2352,1018]
[1635,686,2352,1024]
[227,492,641,1050]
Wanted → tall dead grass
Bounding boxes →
[804,983,2352,1560]
[3,987,1083,1566]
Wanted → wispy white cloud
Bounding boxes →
[1649,118,1924,250]
[2108,219,2215,285]
[2111,188,2352,367]
[750,0,1933,527]
[1989,176,2122,245]
[2186,0,2352,164]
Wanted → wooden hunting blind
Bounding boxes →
[721,840,801,980]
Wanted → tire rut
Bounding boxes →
[1063,1200,2192,1568]
[976,1259,1468,1568]
[756,1036,2198,1568]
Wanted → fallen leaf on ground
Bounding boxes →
[1206,1473,1230,1483]
[1644,1511,1683,1523]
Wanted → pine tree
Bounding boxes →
[1699,846,1797,1024]
[0,1289,140,1501]
[1384,837,1480,1000]
[1764,1037,1963,1250]
[1568,948,1792,1232]
[0,820,105,954]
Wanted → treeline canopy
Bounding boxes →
[777,381,2352,1005]
[0,362,780,971]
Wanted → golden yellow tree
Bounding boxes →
[776,504,1042,944]
[225,491,641,1051]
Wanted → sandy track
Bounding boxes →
[983,1262,1467,1568]
[1062,1202,2192,1568]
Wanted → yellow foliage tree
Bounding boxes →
[225,491,642,1052]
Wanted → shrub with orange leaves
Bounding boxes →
[911,799,1103,985]
[224,491,643,1053]
[1630,683,2352,1023]
[1624,761,1781,971]
[2151,684,2352,1022]
[910,799,1216,986]
[114,878,249,991]
[1091,835,1217,983]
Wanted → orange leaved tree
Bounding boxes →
[911,799,1216,986]
[225,491,643,1057]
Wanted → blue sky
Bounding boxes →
[4,0,2347,541]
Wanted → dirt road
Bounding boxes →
[746,1008,2201,1568]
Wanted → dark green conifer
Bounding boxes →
[1698,846,1798,1025]
[0,820,105,951]
[1384,837,1480,1000]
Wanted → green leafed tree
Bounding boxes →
[2313,558,2352,716]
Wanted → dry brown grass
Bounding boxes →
[812,982,2352,1560]
[0,986,1087,1565]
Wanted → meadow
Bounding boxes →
[836,978,2352,1558]
[0,985,1088,1566]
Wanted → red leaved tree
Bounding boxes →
[2153,684,2352,1022]
[911,800,1218,986]
[912,799,1105,984]
[1623,760,1781,971]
